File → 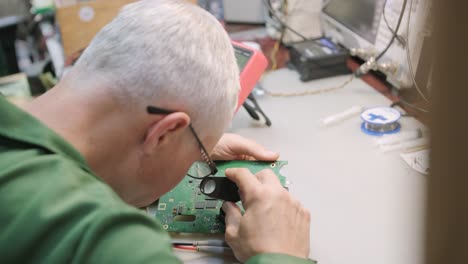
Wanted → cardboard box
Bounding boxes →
[56,0,198,58]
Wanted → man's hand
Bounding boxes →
[211,133,279,161]
[222,168,311,262]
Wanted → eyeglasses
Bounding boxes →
[147,106,218,179]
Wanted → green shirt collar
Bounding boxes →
[0,96,92,173]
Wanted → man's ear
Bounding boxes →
[143,112,191,154]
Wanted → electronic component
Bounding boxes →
[158,203,166,210]
[232,41,272,126]
[289,37,350,82]
[147,160,287,234]
[194,201,205,209]
[205,200,218,209]
[232,41,268,112]
[322,0,432,90]
[324,0,385,44]
[177,205,184,215]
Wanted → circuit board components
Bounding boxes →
[146,160,287,234]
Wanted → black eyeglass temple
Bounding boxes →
[147,106,174,115]
[188,125,218,174]
[147,105,217,175]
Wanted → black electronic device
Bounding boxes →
[289,37,350,82]
[200,176,241,202]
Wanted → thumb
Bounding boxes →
[222,202,242,241]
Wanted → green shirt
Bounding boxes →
[0,96,314,264]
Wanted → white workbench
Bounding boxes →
[176,68,427,264]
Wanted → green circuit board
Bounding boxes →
[147,160,287,234]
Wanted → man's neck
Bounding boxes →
[23,82,137,182]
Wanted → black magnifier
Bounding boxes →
[199,177,241,203]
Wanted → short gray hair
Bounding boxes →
[74,0,240,136]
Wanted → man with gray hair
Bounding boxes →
[0,0,312,263]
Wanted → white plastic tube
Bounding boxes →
[375,129,426,146]
[321,106,363,127]
[380,137,429,153]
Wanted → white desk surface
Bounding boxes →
[176,69,427,264]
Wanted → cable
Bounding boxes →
[187,174,203,180]
[196,246,234,255]
[375,0,407,61]
[174,245,196,251]
[243,93,272,126]
[172,242,193,246]
[194,240,229,247]
[264,0,311,42]
[405,0,430,103]
[382,0,406,46]
[270,37,283,70]
[400,99,429,113]
[355,0,407,77]
[270,0,288,70]
[268,0,327,70]
[174,245,234,255]
[264,0,402,96]
[392,98,429,114]
[172,241,233,255]
[264,75,354,97]
[383,0,431,103]
[172,240,229,247]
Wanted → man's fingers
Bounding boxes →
[256,169,282,187]
[229,135,279,161]
[225,168,260,195]
[222,202,242,242]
